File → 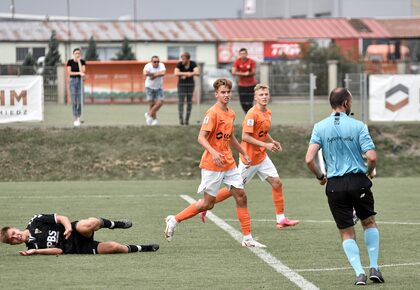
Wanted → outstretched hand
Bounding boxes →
[19,249,36,256]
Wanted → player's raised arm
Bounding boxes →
[56,214,73,239]
[20,248,63,256]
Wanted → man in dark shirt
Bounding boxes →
[1,214,159,255]
[67,48,86,127]
[174,52,200,125]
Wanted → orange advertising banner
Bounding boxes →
[66,60,179,104]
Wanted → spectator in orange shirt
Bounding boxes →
[200,84,299,229]
[164,79,266,248]
[232,48,257,113]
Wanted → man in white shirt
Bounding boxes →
[143,56,166,126]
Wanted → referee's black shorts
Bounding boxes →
[63,221,100,254]
[326,173,376,229]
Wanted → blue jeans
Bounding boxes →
[145,87,164,102]
[69,77,83,118]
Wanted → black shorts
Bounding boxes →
[326,173,376,229]
[63,221,100,254]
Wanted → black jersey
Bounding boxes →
[25,214,65,250]
[66,59,86,78]
[176,60,197,85]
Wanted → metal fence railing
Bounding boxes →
[0,65,58,102]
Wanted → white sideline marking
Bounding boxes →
[224,218,420,226]
[295,262,420,272]
[0,194,172,199]
[180,195,319,290]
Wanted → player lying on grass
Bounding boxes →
[199,84,299,229]
[1,214,159,255]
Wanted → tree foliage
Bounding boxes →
[21,53,36,75]
[44,30,61,67]
[85,36,99,61]
[115,37,136,60]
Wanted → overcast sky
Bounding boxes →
[0,0,244,20]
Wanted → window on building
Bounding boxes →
[32,48,46,60]
[16,48,29,62]
[167,46,196,60]
[16,47,46,63]
[81,47,120,61]
[314,12,331,18]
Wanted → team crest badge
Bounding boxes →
[247,119,254,126]
[203,116,209,124]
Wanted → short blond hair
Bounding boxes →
[254,84,270,92]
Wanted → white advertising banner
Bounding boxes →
[0,76,44,123]
[369,75,420,121]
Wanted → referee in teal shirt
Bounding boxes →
[305,88,384,286]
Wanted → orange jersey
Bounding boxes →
[199,104,237,171]
[240,106,272,165]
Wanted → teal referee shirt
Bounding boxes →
[309,112,375,178]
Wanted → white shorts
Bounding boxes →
[197,167,244,197]
[238,155,279,184]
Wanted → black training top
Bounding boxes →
[67,59,86,78]
[176,60,197,85]
[25,214,65,250]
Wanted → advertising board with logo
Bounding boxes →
[218,42,264,63]
[0,76,43,123]
[369,75,420,121]
[263,41,306,61]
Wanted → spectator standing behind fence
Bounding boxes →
[143,56,166,126]
[232,48,257,113]
[174,52,200,126]
[67,48,86,127]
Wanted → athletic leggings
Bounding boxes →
[238,85,255,113]
[178,83,194,125]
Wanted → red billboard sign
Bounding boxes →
[264,42,306,60]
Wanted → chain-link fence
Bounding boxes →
[0,65,58,102]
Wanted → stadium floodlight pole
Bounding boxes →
[10,0,15,19]
[80,77,84,122]
[66,0,71,61]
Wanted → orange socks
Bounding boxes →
[236,207,251,236]
[272,186,285,215]
[175,203,199,222]
[215,187,232,203]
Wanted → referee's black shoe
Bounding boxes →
[369,268,385,283]
[355,274,367,285]
[111,219,132,229]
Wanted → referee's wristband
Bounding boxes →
[316,173,325,180]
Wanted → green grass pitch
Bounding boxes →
[1,178,419,289]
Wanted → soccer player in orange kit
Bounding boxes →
[200,84,299,229]
[164,78,266,248]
